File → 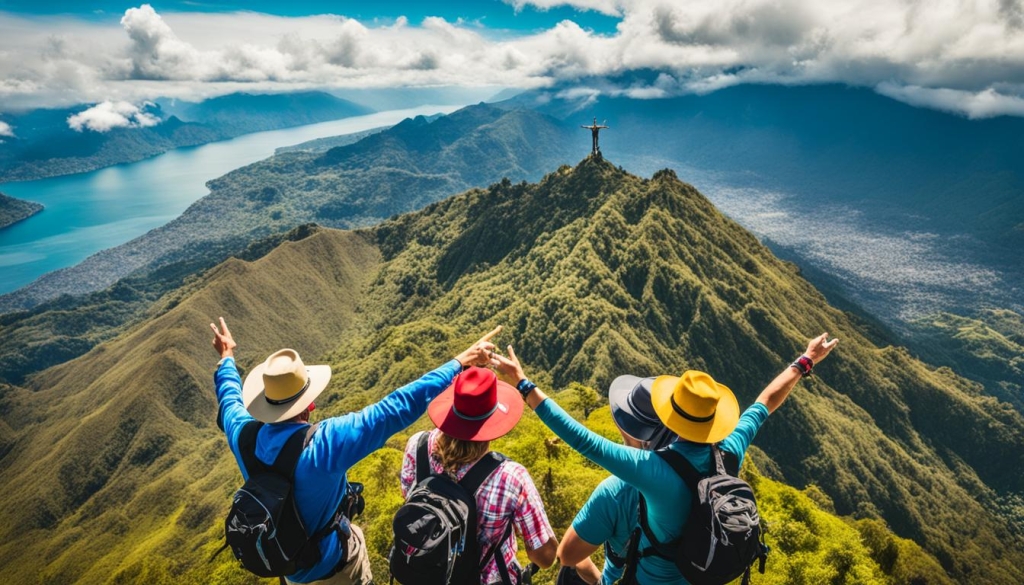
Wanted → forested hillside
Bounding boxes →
[0,158,1019,583]
[0,191,42,228]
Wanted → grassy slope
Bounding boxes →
[0,158,1019,583]
[0,228,381,584]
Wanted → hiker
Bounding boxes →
[210,317,502,585]
[395,366,558,585]
[492,333,839,584]
[557,376,678,585]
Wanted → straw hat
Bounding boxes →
[428,367,523,442]
[242,349,331,423]
[650,370,739,443]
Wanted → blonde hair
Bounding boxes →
[434,431,490,477]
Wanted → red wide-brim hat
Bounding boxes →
[428,367,524,442]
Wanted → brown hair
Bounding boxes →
[434,431,490,477]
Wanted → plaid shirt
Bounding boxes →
[400,430,555,585]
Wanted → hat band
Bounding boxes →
[265,375,311,405]
[670,395,716,423]
[626,390,662,427]
[452,402,498,422]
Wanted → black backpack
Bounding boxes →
[389,432,514,585]
[634,444,768,585]
[223,421,342,580]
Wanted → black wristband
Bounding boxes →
[790,355,814,377]
[516,378,537,399]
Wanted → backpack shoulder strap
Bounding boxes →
[458,452,506,495]
[637,493,674,560]
[303,421,321,449]
[270,424,313,479]
[415,431,431,483]
[655,447,704,489]
[237,420,265,475]
[717,444,741,476]
[637,448,705,562]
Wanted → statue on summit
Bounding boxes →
[581,117,608,156]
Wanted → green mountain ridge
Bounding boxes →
[0,158,1020,583]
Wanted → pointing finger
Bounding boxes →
[507,345,517,362]
[480,325,503,343]
[219,317,230,336]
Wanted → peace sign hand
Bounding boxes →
[491,345,527,386]
[210,317,237,359]
[455,326,502,369]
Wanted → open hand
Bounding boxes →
[455,326,502,368]
[805,332,839,364]
[491,344,527,385]
[210,317,237,359]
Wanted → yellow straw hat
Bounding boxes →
[242,349,331,423]
[651,370,740,443]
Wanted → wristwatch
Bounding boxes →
[516,378,537,399]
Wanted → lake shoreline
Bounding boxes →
[0,104,461,301]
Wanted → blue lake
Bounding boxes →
[0,105,459,295]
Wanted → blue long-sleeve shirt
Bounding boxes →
[215,356,462,582]
[535,398,769,584]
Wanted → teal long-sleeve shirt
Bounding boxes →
[534,398,769,584]
[215,356,462,582]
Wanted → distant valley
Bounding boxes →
[0,91,371,182]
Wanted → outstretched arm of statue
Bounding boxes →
[756,332,839,414]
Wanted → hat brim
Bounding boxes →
[609,375,662,442]
[243,363,331,423]
[650,373,740,444]
[428,380,523,442]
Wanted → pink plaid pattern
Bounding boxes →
[400,430,555,585]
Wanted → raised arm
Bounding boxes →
[321,327,502,471]
[209,317,253,451]
[491,346,662,494]
[756,332,839,414]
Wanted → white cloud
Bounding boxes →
[0,120,13,137]
[876,83,1024,119]
[0,2,1023,117]
[67,101,160,132]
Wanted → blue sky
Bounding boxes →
[0,1,621,34]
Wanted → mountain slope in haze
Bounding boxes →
[503,84,1024,324]
[0,191,43,228]
[0,158,1019,583]
[165,91,373,135]
[0,92,371,182]
[909,309,1024,413]
[0,104,574,316]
